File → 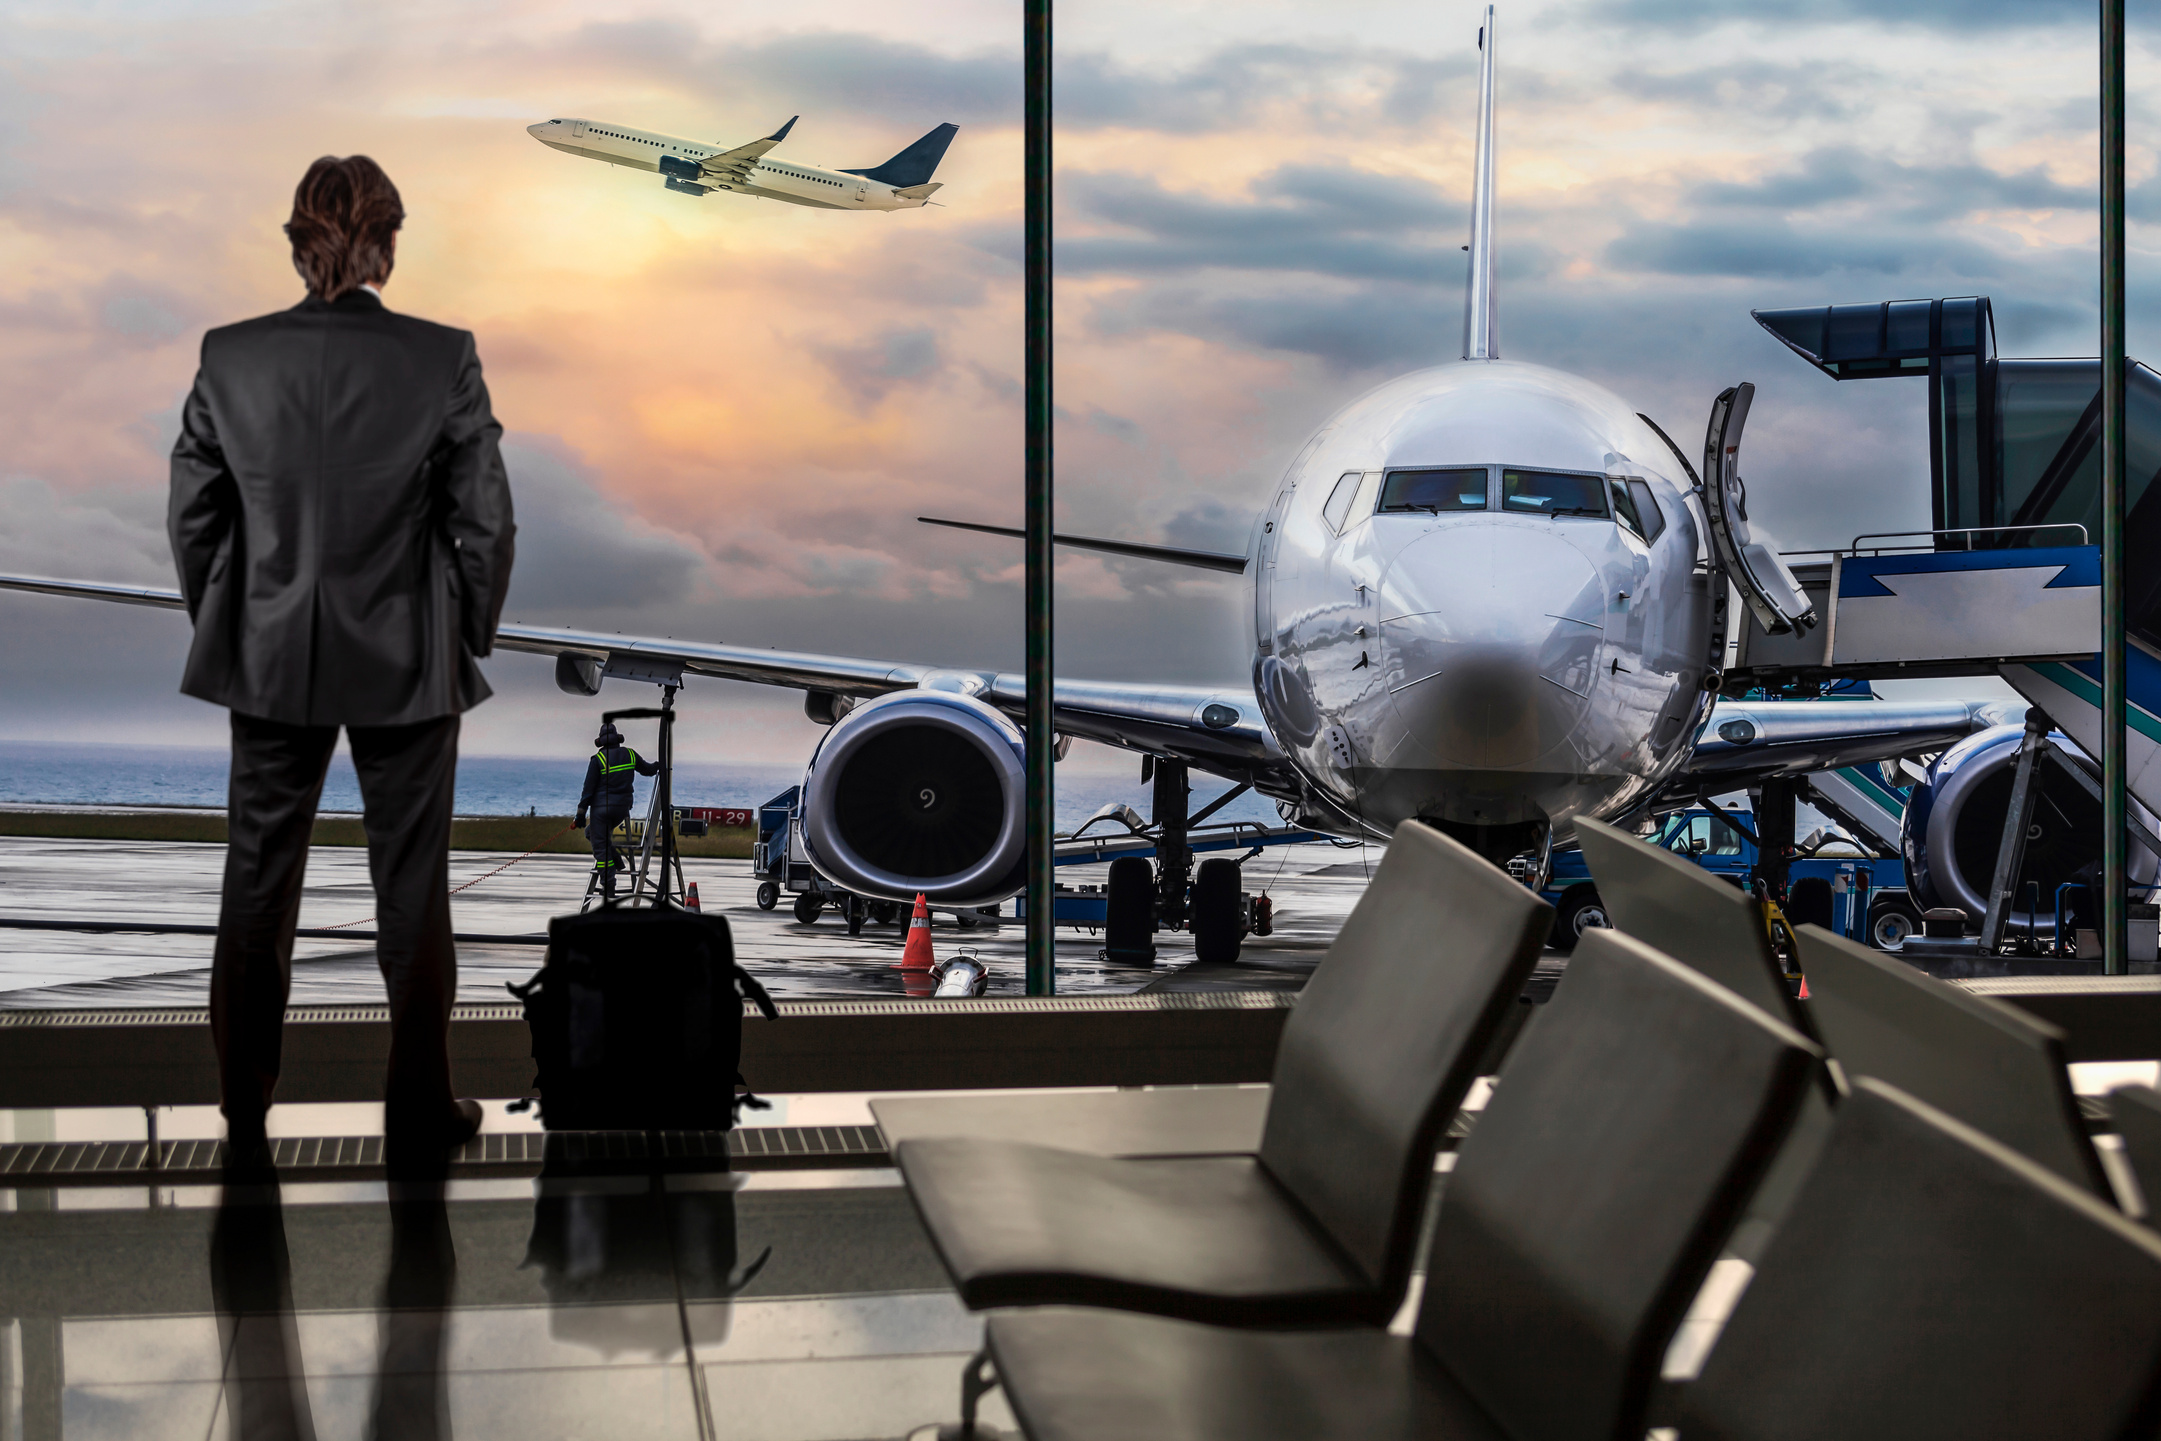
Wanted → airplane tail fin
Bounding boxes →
[843,123,958,188]
[1462,5,1498,360]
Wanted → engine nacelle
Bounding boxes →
[797,690,1027,908]
[1902,723,2157,931]
[555,652,603,696]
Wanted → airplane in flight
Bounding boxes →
[1,10,2023,956]
[526,114,957,210]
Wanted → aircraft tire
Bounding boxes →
[1105,856,1157,966]
[1191,858,1243,965]
[793,892,823,925]
[756,881,780,911]
[1550,884,1608,954]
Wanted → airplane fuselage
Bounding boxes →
[1251,359,1717,850]
[526,119,934,210]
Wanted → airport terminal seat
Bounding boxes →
[894,821,1551,1327]
[1673,1078,2161,1441]
[978,927,1825,1441]
[2109,1083,2161,1217]
[1573,817,1808,1033]
[1793,922,2112,1197]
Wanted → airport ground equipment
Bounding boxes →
[894,821,1550,1328]
[1547,800,1908,952]
[577,688,690,911]
[1672,1079,2161,1441]
[970,926,1824,1441]
[1793,923,2112,1198]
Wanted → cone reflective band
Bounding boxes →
[899,892,936,971]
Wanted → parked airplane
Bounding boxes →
[0,9,2022,955]
[526,114,957,210]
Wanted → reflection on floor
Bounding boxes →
[0,837,1376,1006]
[0,1161,1020,1440]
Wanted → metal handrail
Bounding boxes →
[1844,523,2090,556]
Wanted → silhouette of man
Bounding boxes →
[171,155,516,1165]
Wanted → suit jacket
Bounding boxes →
[169,290,516,727]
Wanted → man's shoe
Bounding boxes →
[447,1098,483,1148]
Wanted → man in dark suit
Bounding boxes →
[170,155,516,1164]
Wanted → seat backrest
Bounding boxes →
[1794,922,2108,1195]
[2107,1083,2161,1216]
[1575,817,1806,1031]
[1417,927,1822,1441]
[1258,820,1550,1302]
[1677,1078,2161,1441]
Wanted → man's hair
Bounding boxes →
[284,156,404,301]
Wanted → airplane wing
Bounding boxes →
[696,116,797,186]
[0,573,1296,793]
[1681,696,2025,788]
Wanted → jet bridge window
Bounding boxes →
[1502,469,1608,519]
[1379,467,1488,513]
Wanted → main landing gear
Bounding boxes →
[1102,756,1258,967]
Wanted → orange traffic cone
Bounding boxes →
[1796,974,1809,999]
[899,893,936,971]
[685,882,701,913]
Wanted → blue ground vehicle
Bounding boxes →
[1542,807,1919,952]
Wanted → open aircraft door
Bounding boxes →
[1703,382,1817,637]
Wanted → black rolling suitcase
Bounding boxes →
[510,902,777,1132]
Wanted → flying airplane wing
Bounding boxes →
[0,573,1295,793]
[696,116,798,186]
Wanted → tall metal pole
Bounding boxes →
[2102,0,2129,974]
[1023,0,1057,995]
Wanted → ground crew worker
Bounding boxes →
[575,722,658,897]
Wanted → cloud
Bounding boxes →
[498,442,711,616]
[1581,0,2095,33]
[816,325,946,407]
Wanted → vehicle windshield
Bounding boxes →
[1378,468,1488,513]
[1665,813,1745,858]
[1502,469,1609,519]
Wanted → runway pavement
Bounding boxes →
[0,834,1383,1006]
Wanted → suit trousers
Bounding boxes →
[214,711,462,1135]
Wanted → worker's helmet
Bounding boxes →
[595,722,623,747]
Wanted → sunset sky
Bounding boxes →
[0,0,2153,768]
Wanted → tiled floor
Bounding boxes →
[0,836,1375,1006]
[0,1165,1019,1440]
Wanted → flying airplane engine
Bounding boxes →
[1901,724,2159,933]
[795,689,1029,908]
[1255,360,1714,857]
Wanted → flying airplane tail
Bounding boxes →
[843,123,958,188]
[893,181,943,200]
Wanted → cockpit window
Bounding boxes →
[1322,472,1363,532]
[1379,467,1488,513]
[1609,479,1648,538]
[1625,479,1666,542]
[1502,469,1608,519]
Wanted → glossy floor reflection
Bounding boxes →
[0,1164,1017,1440]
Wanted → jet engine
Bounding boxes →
[1902,722,2157,932]
[796,690,1028,908]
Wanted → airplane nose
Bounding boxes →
[1375,523,1607,771]
[526,122,551,139]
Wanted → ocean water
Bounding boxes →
[0,740,1283,834]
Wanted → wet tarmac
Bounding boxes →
[0,835,1381,1007]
